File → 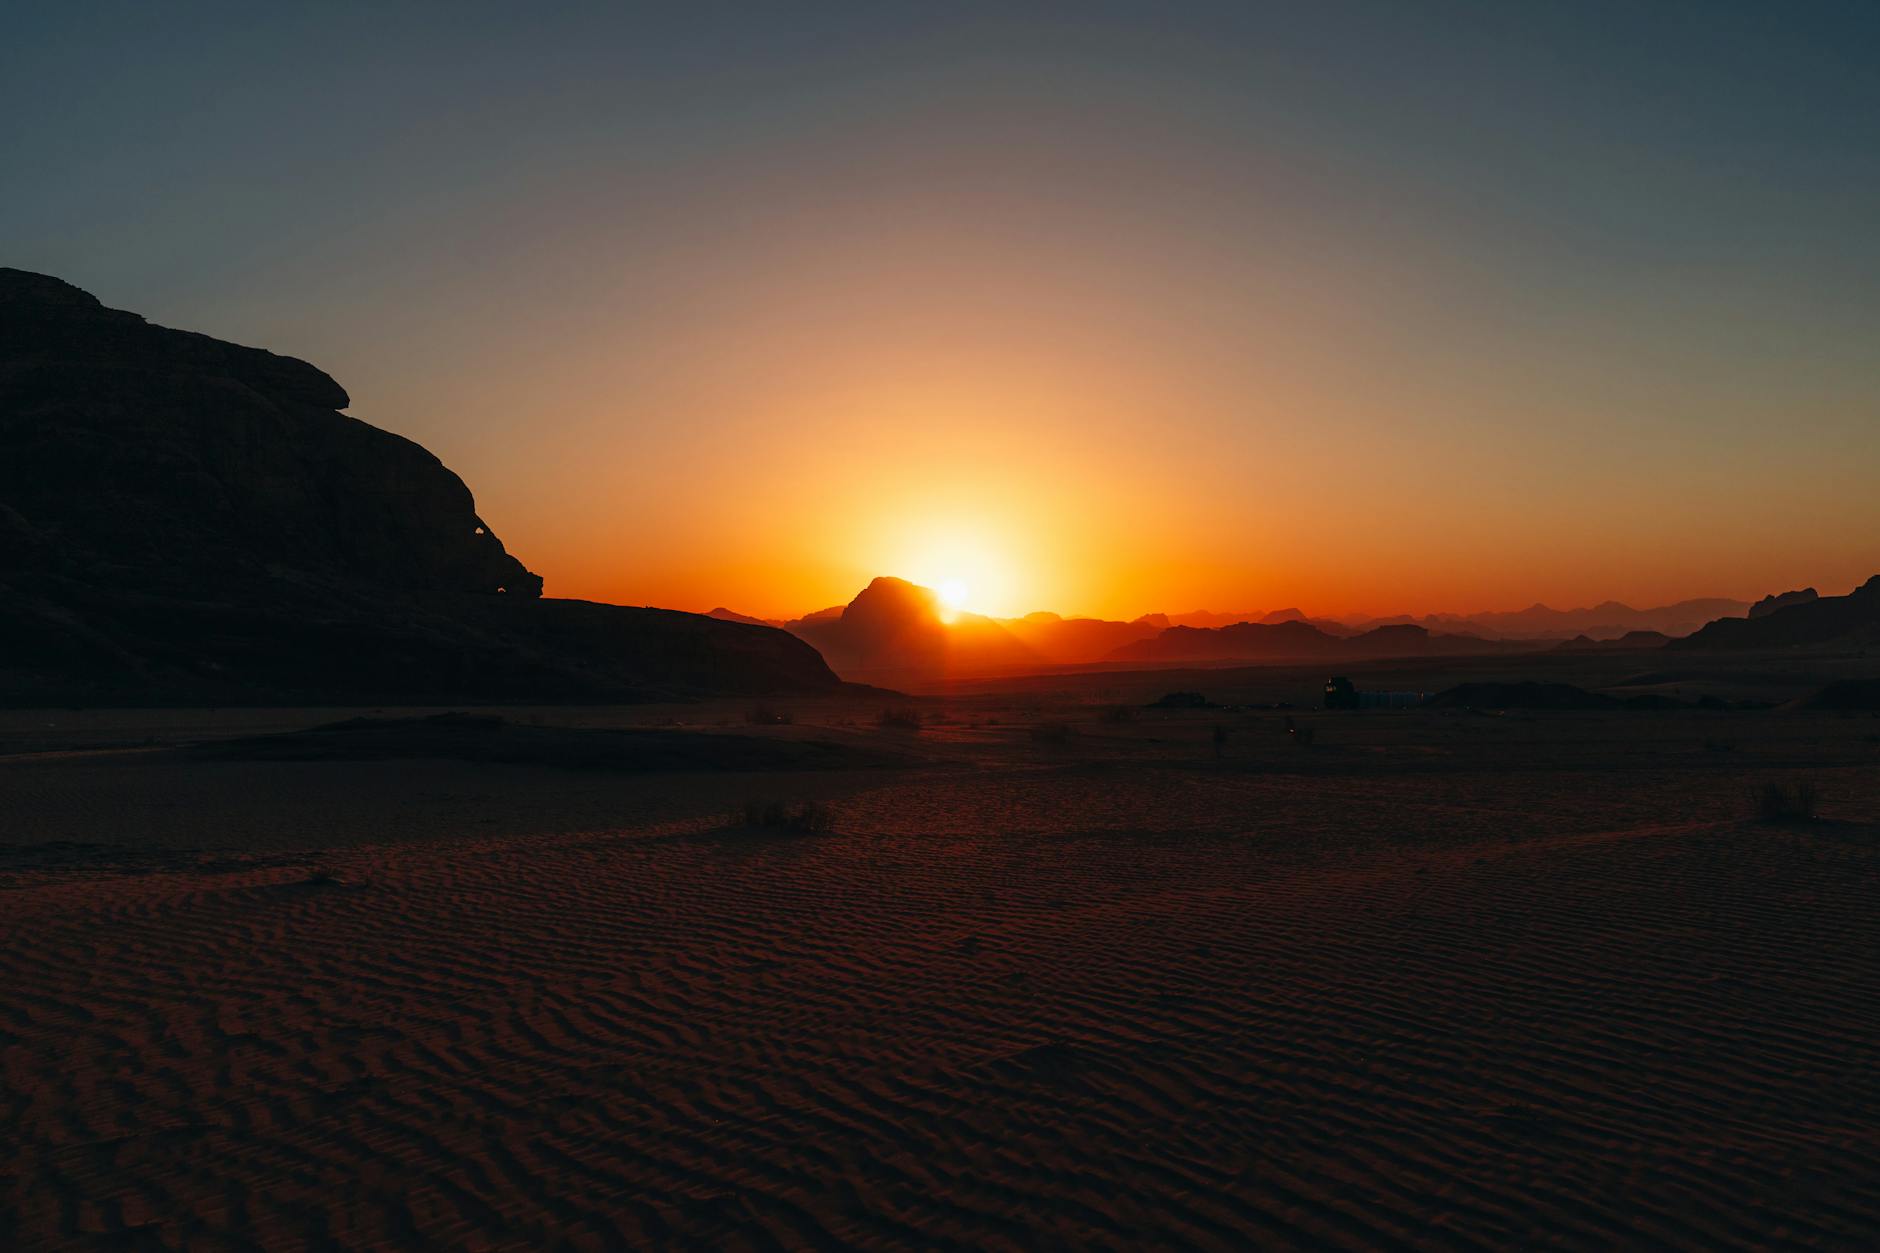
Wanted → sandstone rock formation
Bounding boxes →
[1748,587,1819,618]
[0,269,839,703]
[1672,577,1880,652]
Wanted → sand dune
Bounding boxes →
[4,706,1879,1248]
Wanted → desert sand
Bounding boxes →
[4,680,1879,1248]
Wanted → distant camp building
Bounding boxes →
[1324,677,1425,710]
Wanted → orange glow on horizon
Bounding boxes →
[339,141,1878,625]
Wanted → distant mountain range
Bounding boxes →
[1104,620,1516,666]
[712,577,1878,685]
[1342,598,1751,641]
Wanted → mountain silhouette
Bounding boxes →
[706,607,773,627]
[1671,577,1880,651]
[0,269,838,703]
[1552,630,1673,652]
[1356,597,1750,640]
[1748,587,1819,618]
[1107,619,1350,663]
[1000,613,1160,664]
[1108,619,1512,665]
[783,577,1039,680]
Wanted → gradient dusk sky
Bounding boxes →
[7,1,1878,619]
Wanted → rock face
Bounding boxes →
[1,268,541,598]
[0,269,839,703]
[783,577,1039,681]
[1749,588,1819,618]
[1671,577,1880,652]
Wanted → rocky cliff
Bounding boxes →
[1748,587,1819,618]
[1670,577,1880,652]
[0,269,839,703]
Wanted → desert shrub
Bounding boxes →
[1029,720,1073,745]
[1292,724,1316,747]
[739,799,835,834]
[1753,780,1818,823]
[877,707,923,730]
[1703,738,1736,752]
[746,704,793,726]
[1099,704,1135,723]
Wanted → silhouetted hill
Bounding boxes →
[784,576,1039,680]
[0,269,838,703]
[1349,597,1750,641]
[1107,619,1349,663]
[1108,620,1513,665]
[1345,624,1501,655]
[1749,588,1819,618]
[1670,577,1880,651]
[1163,609,1265,629]
[999,613,1160,664]
[1259,609,1355,636]
[706,607,772,627]
[1552,630,1672,652]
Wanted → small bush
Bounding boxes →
[1753,780,1818,823]
[1029,720,1073,745]
[746,704,793,726]
[877,707,923,731]
[739,799,835,834]
[1099,705,1135,723]
[1292,724,1316,747]
[1703,738,1737,752]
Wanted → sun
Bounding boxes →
[887,520,1021,617]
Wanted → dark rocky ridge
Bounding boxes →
[1105,619,1518,665]
[0,269,839,703]
[1749,587,1819,619]
[784,576,1038,680]
[1671,577,1880,652]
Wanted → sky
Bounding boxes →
[6,1,1878,620]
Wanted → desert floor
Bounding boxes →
[4,680,1880,1248]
